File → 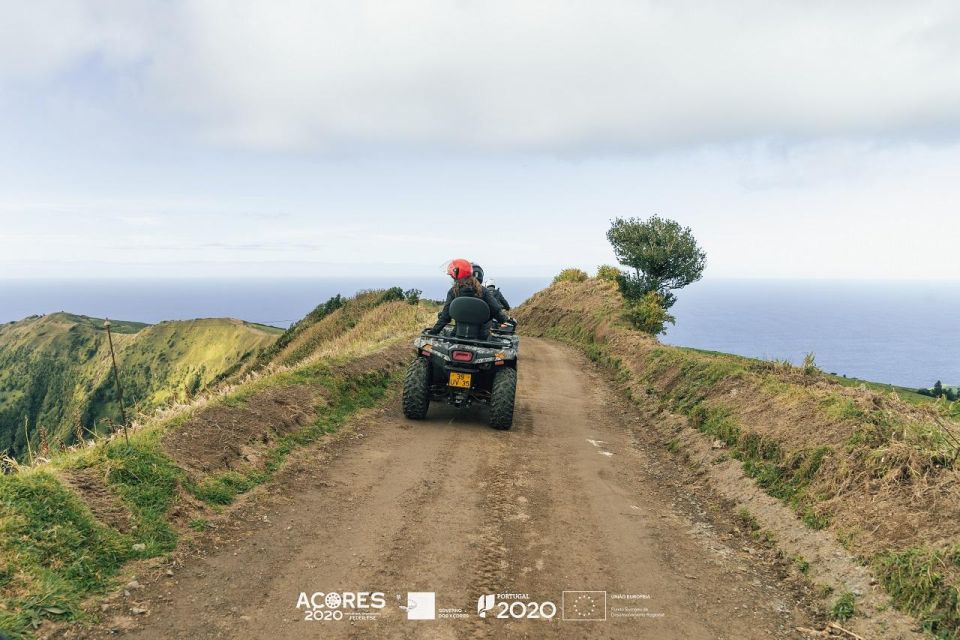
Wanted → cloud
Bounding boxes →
[3,1,960,152]
[0,1,153,79]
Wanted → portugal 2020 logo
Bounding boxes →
[477,593,556,620]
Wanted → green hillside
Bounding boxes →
[0,289,432,637]
[0,313,282,459]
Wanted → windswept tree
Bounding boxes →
[606,215,706,309]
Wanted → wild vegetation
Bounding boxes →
[516,275,960,639]
[918,381,960,402]
[0,313,281,461]
[552,268,589,284]
[605,215,706,334]
[0,289,436,638]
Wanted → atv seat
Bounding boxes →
[449,297,491,340]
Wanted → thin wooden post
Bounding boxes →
[104,319,129,445]
[23,416,34,465]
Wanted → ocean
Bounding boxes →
[0,277,550,328]
[1,277,957,389]
[661,279,960,389]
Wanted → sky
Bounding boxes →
[1,0,959,280]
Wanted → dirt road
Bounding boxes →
[88,338,820,639]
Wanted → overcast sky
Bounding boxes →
[2,0,959,279]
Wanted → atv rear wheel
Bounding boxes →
[489,367,517,430]
[402,358,431,419]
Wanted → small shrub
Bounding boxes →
[735,507,760,532]
[802,352,819,376]
[188,518,210,532]
[623,291,675,335]
[553,268,589,284]
[831,590,856,622]
[403,288,422,305]
[378,287,405,303]
[595,264,621,281]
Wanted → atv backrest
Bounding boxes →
[449,297,491,339]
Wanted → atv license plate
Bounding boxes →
[448,372,472,388]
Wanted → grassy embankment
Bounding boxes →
[515,278,960,639]
[0,289,434,638]
[0,312,283,460]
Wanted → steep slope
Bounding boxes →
[516,278,960,638]
[0,312,281,460]
[251,287,411,371]
[0,290,435,637]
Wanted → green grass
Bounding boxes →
[0,423,190,635]
[0,313,278,460]
[97,437,182,555]
[800,508,830,530]
[874,546,960,639]
[831,590,856,622]
[190,470,267,506]
[820,395,867,421]
[188,518,209,532]
[0,471,131,635]
[827,373,938,405]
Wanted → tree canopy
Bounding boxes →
[606,215,706,308]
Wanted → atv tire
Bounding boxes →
[402,358,431,419]
[489,367,517,430]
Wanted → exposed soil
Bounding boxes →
[326,342,410,377]
[55,338,923,639]
[60,468,133,533]
[162,384,319,475]
[162,344,409,476]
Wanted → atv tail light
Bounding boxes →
[494,352,505,366]
[452,350,474,362]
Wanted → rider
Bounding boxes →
[428,259,513,337]
[485,279,511,311]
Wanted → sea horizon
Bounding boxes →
[2,276,958,389]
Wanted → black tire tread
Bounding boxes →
[489,367,517,430]
[402,358,431,419]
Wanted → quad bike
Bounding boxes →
[402,297,519,429]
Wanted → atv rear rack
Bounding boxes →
[419,331,513,348]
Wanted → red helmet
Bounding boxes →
[446,258,473,280]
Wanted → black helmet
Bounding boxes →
[471,263,484,283]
